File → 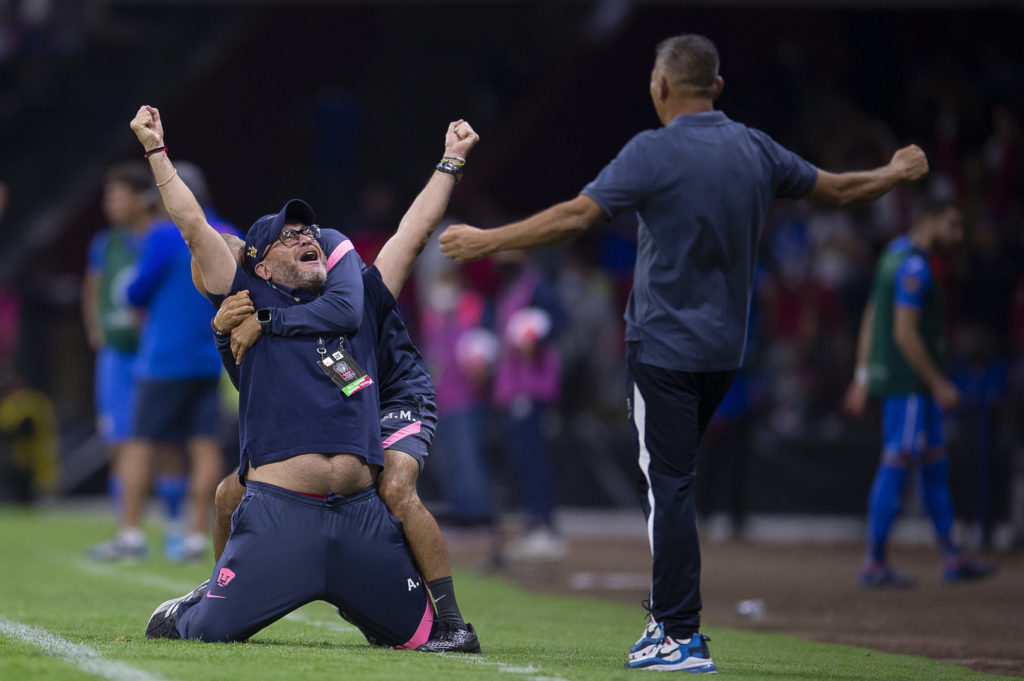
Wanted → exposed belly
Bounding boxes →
[246,453,376,495]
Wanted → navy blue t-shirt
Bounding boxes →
[218,264,394,473]
[582,110,818,372]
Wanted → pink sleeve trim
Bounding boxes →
[381,421,423,450]
[326,239,355,271]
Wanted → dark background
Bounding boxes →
[1,1,1022,535]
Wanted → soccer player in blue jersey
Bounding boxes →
[130,104,478,648]
[844,200,995,586]
[441,34,929,673]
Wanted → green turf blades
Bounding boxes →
[0,509,1013,681]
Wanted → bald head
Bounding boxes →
[654,34,720,97]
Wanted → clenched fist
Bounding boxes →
[444,119,479,160]
[130,105,165,152]
[891,144,928,182]
[439,223,490,263]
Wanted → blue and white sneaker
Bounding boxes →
[629,613,666,656]
[625,633,717,673]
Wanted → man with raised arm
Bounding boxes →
[132,105,479,648]
[440,34,929,673]
[201,225,479,651]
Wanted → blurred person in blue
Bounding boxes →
[696,263,774,540]
[844,200,995,586]
[91,162,240,563]
[492,250,567,561]
[442,33,929,673]
[81,161,152,550]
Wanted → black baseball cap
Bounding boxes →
[243,199,316,270]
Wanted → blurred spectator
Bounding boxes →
[420,265,496,525]
[697,264,774,539]
[91,161,238,563]
[492,251,567,561]
[81,161,152,553]
[0,366,59,503]
[0,180,19,365]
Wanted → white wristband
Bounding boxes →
[855,367,869,386]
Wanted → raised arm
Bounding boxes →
[439,194,605,264]
[130,106,236,295]
[806,145,929,210]
[375,120,480,295]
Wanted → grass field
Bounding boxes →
[0,506,1015,681]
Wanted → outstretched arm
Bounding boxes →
[807,145,929,210]
[130,105,236,295]
[439,194,605,264]
[375,120,480,295]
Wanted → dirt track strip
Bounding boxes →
[445,532,1024,677]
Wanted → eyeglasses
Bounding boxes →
[277,225,320,247]
[264,225,321,257]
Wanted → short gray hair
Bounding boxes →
[655,34,720,90]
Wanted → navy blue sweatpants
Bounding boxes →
[626,343,736,638]
[176,481,433,646]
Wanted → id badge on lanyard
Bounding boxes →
[315,336,373,397]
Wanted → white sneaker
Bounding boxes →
[625,633,717,673]
[505,527,567,561]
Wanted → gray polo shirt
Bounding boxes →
[582,110,818,372]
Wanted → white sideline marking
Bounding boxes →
[74,558,196,593]
[0,616,168,681]
[453,655,570,680]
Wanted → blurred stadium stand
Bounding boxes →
[1,1,1022,547]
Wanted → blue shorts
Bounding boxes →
[175,481,433,646]
[379,396,437,471]
[882,393,944,457]
[94,347,137,444]
[133,378,221,443]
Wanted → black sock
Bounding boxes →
[426,576,465,627]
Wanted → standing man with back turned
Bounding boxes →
[441,33,928,672]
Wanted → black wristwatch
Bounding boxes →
[256,308,272,332]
